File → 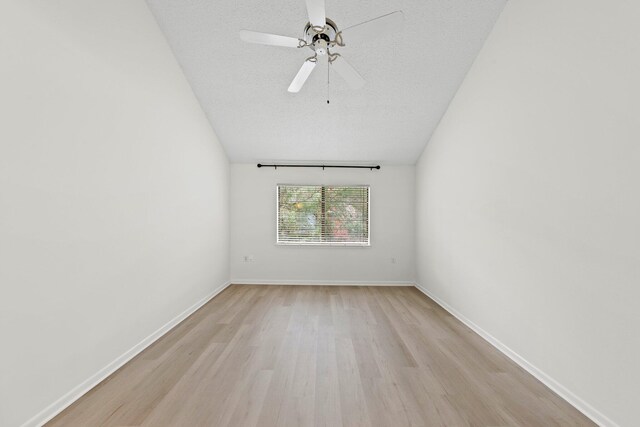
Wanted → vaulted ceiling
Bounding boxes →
[146,0,506,164]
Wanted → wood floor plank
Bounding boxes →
[47,285,595,427]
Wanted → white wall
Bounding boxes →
[0,1,229,426]
[230,164,414,284]
[415,1,640,426]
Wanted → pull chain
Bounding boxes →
[327,58,330,104]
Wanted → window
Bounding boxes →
[277,185,370,246]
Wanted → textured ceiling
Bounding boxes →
[146,0,506,164]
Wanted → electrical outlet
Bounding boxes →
[243,255,255,263]
[391,257,397,264]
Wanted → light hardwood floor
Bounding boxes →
[48,285,595,426]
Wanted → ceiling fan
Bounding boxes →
[239,0,403,93]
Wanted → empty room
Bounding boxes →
[1,0,638,426]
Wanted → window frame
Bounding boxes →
[276,184,371,247]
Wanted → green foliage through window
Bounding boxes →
[277,185,369,245]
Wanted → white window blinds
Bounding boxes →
[277,185,370,246]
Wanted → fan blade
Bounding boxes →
[288,60,317,93]
[239,30,300,48]
[305,0,326,29]
[340,11,404,46]
[330,55,365,89]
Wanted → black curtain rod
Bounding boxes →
[257,163,381,170]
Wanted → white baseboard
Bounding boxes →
[231,279,414,286]
[21,280,232,427]
[413,283,618,427]
[23,280,614,426]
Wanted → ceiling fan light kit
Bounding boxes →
[239,0,403,95]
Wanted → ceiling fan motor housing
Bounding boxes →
[304,18,338,55]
